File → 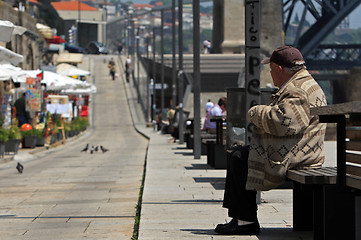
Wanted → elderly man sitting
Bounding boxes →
[215,46,327,235]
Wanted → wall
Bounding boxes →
[56,9,106,46]
[0,1,46,70]
[345,67,361,101]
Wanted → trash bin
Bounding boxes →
[226,87,277,149]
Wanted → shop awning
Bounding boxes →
[0,20,15,42]
[0,20,27,42]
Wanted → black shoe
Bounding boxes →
[215,219,260,235]
[214,218,237,231]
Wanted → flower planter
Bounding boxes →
[22,136,37,148]
[36,137,45,146]
[0,142,5,157]
[50,135,57,145]
[5,139,20,155]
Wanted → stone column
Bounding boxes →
[259,0,283,87]
[221,0,245,53]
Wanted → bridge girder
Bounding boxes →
[283,0,361,58]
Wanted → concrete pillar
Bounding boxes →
[212,0,224,53]
[345,67,361,102]
[213,0,283,62]
[220,0,245,53]
[259,0,283,87]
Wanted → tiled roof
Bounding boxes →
[29,0,40,4]
[132,4,154,8]
[51,1,98,11]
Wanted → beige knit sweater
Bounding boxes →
[246,68,327,191]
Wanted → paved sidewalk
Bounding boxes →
[134,126,334,240]
[121,55,337,239]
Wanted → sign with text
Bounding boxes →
[25,77,42,112]
[245,0,260,144]
[245,0,260,47]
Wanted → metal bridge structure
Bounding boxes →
[283,0,361,70]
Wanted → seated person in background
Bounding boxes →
[205,99,214,114]
[214,46,327,235]
[203,97,227,134]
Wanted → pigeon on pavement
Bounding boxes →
[100,146,109,153]
[81,144,89,152]
[16,162,23,173]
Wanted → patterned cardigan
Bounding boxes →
[246,68,327,191]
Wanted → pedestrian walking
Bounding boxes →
[108,58,116,80]
[125,56,131,82]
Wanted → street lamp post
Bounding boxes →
[193,0,201,159]
[136,32,140,103]
[160,9,165,121]
[146,34,150,122]
[152,26,157,122]
[178,0,184,144]
[172,0,177,107]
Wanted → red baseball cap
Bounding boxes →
[261,46,305,68]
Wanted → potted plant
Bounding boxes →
[0,128,9,157]
[34,128,45,147]
[21,129,38,148]
[5,125,21,155]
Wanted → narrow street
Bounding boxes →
[0,55,148,239]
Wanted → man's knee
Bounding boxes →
[229,146,249,168]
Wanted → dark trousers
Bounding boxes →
[222,145,258,222]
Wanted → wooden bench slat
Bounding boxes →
[346,165,361,177]
[346,152,361,165]
[286,167,337,184]
[346,140,361,151]
[309,168,337,176]
[346,176,361,190]
[315,167,337,175]
[346,128,361,140]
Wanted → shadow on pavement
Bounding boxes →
[181,227,312,238]
[184,163,213,170]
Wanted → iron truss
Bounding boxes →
[304,44,361,70]
[283,0,361,69]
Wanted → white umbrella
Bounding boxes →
[61,83,97,95]
[0,63,28,81]
[21,70,86,90]
[56,63,90,76]
[0,46,23,65]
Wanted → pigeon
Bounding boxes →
[90,146,94,154]
[16,162,23,173]
[94,146,99,152]
[100,146,109,153]
[81,144,89,152]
